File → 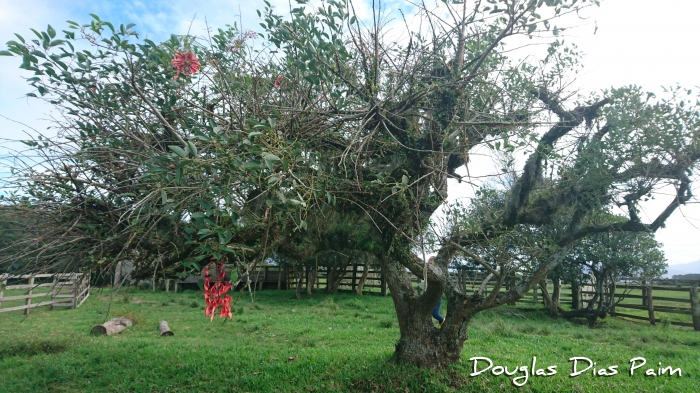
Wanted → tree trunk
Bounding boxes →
[295,265,304,299]
[538,280,560,314]
[356,262,370,295]
[571,281,580,310]
[552,278,561,306]
[306,258,318,295]
[326,261,348,294]
[383,258,473,368]
[385,247,571,368]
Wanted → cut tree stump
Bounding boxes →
[159,321,174,336]
[91,318,133,336]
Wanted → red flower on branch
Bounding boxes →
[172,51,200,79]
[203,260,232,322]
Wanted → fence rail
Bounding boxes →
[0,273,90,314]
[171,264,700,331]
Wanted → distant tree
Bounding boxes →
[549,224,667,325]
[672,274,700,280]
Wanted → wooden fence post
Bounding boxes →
[532,286,538,305]
[351,264,358,293]
[641,281,648,307]
[646,283,655,325]
[380,265,387,296]
[315,259,320,289]
[25,276,35,316]
[571,282,579,310]
[609,282,616,317]
[50,275,58,310]
[114,260,122,288]
[264,266,269,290]
[690,282,700,332]
[286,266,291,290]
[277,266,282,290]
[72,274,79,308]
[0,274,7,309]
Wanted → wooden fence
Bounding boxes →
[170,264,700,331]
[0,273,90,315]
[226,265,700,331]
[594,281,700,330]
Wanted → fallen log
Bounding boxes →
[91,317,133,336]
[159,320,174,336]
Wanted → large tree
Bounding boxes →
[2,0,699,368]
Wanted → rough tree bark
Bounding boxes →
[384,255,480,368]
[356,261,370,295]
[307,258,318,295]
[326,260,349,294]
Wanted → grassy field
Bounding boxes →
[0,288,698,392]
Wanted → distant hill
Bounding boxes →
[663,259,700,278]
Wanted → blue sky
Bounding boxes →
[1,0,699,266]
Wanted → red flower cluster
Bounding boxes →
[203,261,232,322]
[172,51,200,79]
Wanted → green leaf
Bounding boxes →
[0,51,13,56]
[243,161,261,170]
[161,190,167,205]
[218,229,232,244]
[186,141,198,156]
[262,152,281,161]
[169,145,187,158]
[47,25,56,38]
[220,245,234,254]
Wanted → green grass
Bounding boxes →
[0,288,698,392]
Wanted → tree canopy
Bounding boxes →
[2,0,699,368]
